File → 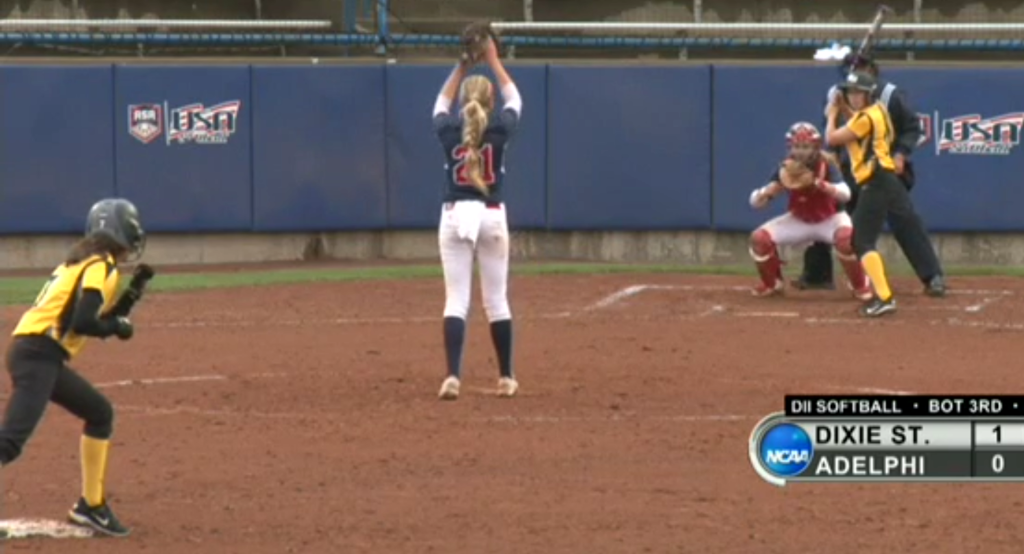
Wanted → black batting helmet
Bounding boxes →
[839,71,877,93]
[85,198,146,260]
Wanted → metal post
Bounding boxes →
[682,0,701,60]
[375,0,389,55]
[254,0,262,20]
[343,0,356,32]
[908,0,922,61]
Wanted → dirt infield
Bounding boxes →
[2,271,1024,553]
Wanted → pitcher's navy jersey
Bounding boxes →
[434,107,520,203]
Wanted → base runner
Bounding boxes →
[748,122,872,300]
[1,198,151,537]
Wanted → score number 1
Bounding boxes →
[992,425,1005,473]
[972,422,1023,478]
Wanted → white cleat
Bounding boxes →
[438,376,460,400]
[496,377,519,398]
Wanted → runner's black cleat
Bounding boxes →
[68,498,131,538]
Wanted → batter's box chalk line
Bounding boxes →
[587,283,1015,319]
[584,284,744,313]
[0,519,94,540]
[95,374,228,389]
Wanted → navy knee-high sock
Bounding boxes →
[443,317,466,378]
[489,319,513,378]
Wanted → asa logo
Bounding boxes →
[128,104,163,144]
[935,111,1024,155]
[758,423,814,477]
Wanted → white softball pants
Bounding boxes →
[759,211,853,246]
[438,200,511,321]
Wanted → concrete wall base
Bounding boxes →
[2,231,1022,271]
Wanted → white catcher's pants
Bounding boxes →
[759,211,852,246]
[439,200,511,321]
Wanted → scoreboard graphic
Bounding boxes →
[749,395,1024,486]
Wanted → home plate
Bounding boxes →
[0,518,95,540]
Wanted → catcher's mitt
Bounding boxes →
[778,159,817,190]
[460,20,500,64]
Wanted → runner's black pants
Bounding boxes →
[0,336,113,464]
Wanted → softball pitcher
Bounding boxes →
[1,198,152,537]
[432,39,521,400]
[749,122,872,301]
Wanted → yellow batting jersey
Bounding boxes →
[843,102,897,185]
[13,254,120,359]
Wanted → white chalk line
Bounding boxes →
[118,404,313,420]
[964,296,1002,313]
[596,284,1012,295]
[147,312,578,329]
[95,374,227,389]
[136,283,1017,330]
[145,310,1024,332]
[86,370,755,424]
[592,282,1024,330]
[584,284,651,311]
[829,385,919,396]
[481,413,753,424]
[944,318,1024,331]
[114,403,756,424]
[735,311,801,318]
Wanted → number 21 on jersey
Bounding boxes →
[452,144,496,187]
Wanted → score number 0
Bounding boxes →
[992,425,1005,474]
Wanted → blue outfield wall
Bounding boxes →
[1,62,1022,235]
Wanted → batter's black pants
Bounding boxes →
[0,336,114,464]
[800,161,943,285]
[851,169,920,256]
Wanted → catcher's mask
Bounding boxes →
[785,122,822,164]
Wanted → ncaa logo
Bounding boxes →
[128,104,163,144]
[759,423,813,477]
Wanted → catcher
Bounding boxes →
[0,198,153,537]
[748,122,872,300]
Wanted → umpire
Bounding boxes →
[794,54,946,297]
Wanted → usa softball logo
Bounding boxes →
[758,423,814,477]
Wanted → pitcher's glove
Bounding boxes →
[778,159,816,191]
[460,20,500,64]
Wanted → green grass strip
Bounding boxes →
[1,262,1021,306]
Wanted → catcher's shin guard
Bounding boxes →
[834,227,871,299]
[750,229,783,291]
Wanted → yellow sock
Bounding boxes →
[861,251,893,301]
[81,436,110,507]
